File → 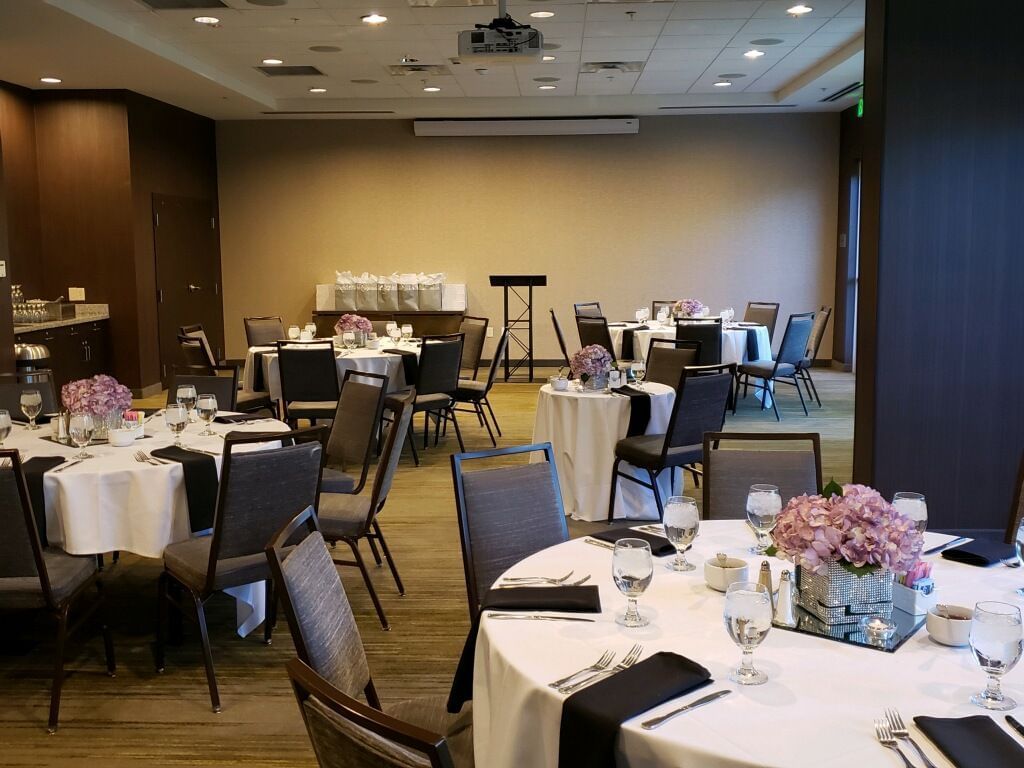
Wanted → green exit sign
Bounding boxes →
[857,97,864,118]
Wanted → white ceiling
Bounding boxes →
[0,0,864,118]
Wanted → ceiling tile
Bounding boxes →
[653,34,734,50]
[667,2,761,21]
[581,36,657,53]
[583,21,664,38]
[752,0,849,18]
[660,19,745,36]
[584,3,672,23]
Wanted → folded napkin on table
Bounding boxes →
[151,446,218,532]
[611,385,651,437]
[559,652,712,768]
[251,351,267,392]
[607,323,628,327]
[214,413,266,424]
[22,456,66,546]
[619,326,649,360]
[914,715,1024,768]
[14,414,53,426]
[447,585,601,714]
[382,348,419,385]
[590,527,675,557]
[941,539,1018,567]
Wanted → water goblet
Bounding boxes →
[287,325,301,340]
[196,394,218,436]
[663,496,700,571]
[176,384,198,422]
[969,601,1022,711]
[401,324,413,344]
[343,331,356,351]
[892,491,928,534]
[635,309,645,324]
[68,412,95,459]
[0,409,12,447]
[304,323,317,338]
[165,404,189,446]
[20,389,43,430]
[613,539,654,628]
[387,324,402,345]
[746,484,782,555]
[724,581,773,685]
[631,362,646,391]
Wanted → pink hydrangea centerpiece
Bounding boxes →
[673,298,706,317]
[61,374,132,417]
[334,313,373,334]
[570,344,613,384]
[770,483,924,576]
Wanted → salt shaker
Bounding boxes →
[773,570,798,628]
[758,561,775,611]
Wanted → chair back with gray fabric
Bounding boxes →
[573,302,602,318]
[550,309,570,368]
[645,340,700,389]
[480,327,509,394]
[0,372,58,419]
[804,306,832,363]
[0,451,52,605]
[180,324,218,368]
[651,300,675,320]
[702,432,822,520]
[368,389,415,513]
[743,302,780,342]
[414,335,463,397]
[166,371,237,410]
[457,316,488,380]
[662,371,732,456]
[776,313,815,369]
[1005,452,1024,546]
[278,341,341,407]
[178,335,216,375]
[451,443,568,619]
[676,319,722,365]
[245,316,286,348]
[327,370,388,487]
[575,316,616,361]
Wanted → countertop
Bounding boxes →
[14,304,109,335]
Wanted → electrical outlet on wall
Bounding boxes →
[0,261,6,278]
[69,287,86,301]
[486,327,494,338]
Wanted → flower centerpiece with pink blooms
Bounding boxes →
[333,313,373,335]
[673,298,707,318]
[570,344,613,390]
[61,374,132,417]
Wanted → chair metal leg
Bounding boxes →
[434,411,442,446]
[263,579,276,646]
[770,379,781,421]
[484,397,502,437]
[367,535,383,566]
[47,606,70,734]
[448,408,465,452]
[405,430,420,466]
[155,572,168,673]
[95,580,116,677]
[347,540,390,631]
[606,459,622,523]
[793,375,809,416]
[805,369,822,407]
[190,591,221,713]
[687,466,700,488]
[372,521,405,595]
[648,469,665,521]
[423,412,430,449]
[477,402,496,447]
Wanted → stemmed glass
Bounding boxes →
[165,404,189,446]
[892,491,927,533]
[343,331,356,351]
[631,362,646,391]
[401,324,414,344]
[387,323,401,346]
[0,410,12,447]
[663,495,700,571]
[969,601,1022,711]
[196,394,218,436]
[746,484,782,555]
[176,385,198,423]
[20,389,42,430]
[68,413,95,459]
[612,539,654,628]
[635,308,645,324]
[724,581,773,685]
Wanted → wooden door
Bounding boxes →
[153,194,223,387]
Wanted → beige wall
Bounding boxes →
[216,114,839,361]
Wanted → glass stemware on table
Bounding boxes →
[20,389,42,430]
[287,325,301,340]
[68,412,95,459]
[0,409,12,447]
[342,331,356,351]
[724,581,773,686]
[663,495,699,571]
[176,384,198,423]
[386,322,401,346]
[401,324,414,344]
[631,361,646,391]
[746,483,782,554]
[165,404,189,446]
[635,308,650,324]
[969,601,1023,711]
[196,394,218,436]
[892,491,928,533]
[613,539,654,628]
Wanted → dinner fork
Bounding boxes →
[558,644,643,694]
[583,538,614,551]
[884,708,938,768]
[134,451,159,466]
[502,570,574,584]
[496,575,591,588]
[874,720,916,768]
[548,650,615,689]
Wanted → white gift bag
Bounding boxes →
[334,271,357,311]
[398,272,420,311]
[418,272,445,311]
[354,272,380,312]
[378,273,400,312]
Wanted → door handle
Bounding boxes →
[188,284,202,292]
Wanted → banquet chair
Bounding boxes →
[389,333,465,457]
[607,370,733,523]
[180,323,220,367]
[737,312,815,421]
[550,309,571,369]
[318,389,414,630]
[651,300,676,320]
[1003,452,1024,546]
[166,370,238,410]
[277,340,340,425]
[701,432,822,520]
[645,339,701,389]
[458,315,489,380]
[156,427,325,713]
[244,315,286,347]
[321,369,388,495]
[0,449,116,733]
[0,370,58,419]
[575,316,618,362]
[454,326,509,447]
[573,301,603,318]
[451,443,568,619]
[675,319,723,365]
[796,306,832,408]
[177,335,274,416]
[743,301,781,343]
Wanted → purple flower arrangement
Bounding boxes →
[570,344,613,383]
[334,313,373,334]
[61,374,132,417]
[771,483,924,576]
[673,298,706,317]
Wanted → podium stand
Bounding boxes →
[489,275,547,382]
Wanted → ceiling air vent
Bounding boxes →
[821,81,863,102]
[138,0,227,9]
[256,65,325,77]
[579,61,644,74]
[388,64,451,76]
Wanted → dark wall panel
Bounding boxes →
[0,83,43,298]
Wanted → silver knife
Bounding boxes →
[640,690,732,730]
[923,537,968,555]
[486,613,596,622]
[52,458,83,473]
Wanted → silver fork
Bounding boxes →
[874,720,916,768]
[885,708,937,768]
[548,651,615,689]
[497,575,591,588]
[502,570,574,584]
[134,451,158,466]
[583,538,614,551]
[558,644,643,694]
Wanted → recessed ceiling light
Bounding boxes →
[193,16,219,25]
[744,49,765,59]
[530,11,555,18]
[308,87,327,93]
[787,4,813,15]
[538,84,557,90]
[39,77,62,84]
[714,80,732,87]
[361,13,387,24]
[542,55,556,62]
[423,86,441,92]
[262,58,284,65]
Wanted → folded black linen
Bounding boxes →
[941,538,1018,567]
[914,715,1024,768]
[619,326,648,361]
[559,652,712,768]
[382,348,419,385]
[14,414,53,426]
[612,385,651,437]
[151,446,218,532]
[252,351,266,392]
[214,413,265,424]
[589,527,675,557]
[22,456,66,546]
[447,585,602,714]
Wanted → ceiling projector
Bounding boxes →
[457,0,543,63]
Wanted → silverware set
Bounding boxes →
[499,570,592,587]
[583,538,614,551]
[52,457,84,472]
[874,709,937,768]
[640,690,732,730]
[134,451,170,466]
[635,524,664,536]
[550,644,644,694]
[486,613,595,623]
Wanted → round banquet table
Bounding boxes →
[607,322,771,367]
[473,522,1024,768]
[531,382,680,522]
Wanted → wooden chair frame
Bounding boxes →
[1004,452,1024,546]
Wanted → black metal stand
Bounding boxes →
[489,275,547,382]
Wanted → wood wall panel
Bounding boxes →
[0,82,43,298]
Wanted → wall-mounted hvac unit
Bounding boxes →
[413,118,640,136]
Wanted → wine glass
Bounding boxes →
[304,323,317,338]
[165,404,189,446]
[612,538,654,628]
[196,394,218,436]
[287,325,301,340]
[631,362,646,391]
[401,324,413,344]
[0,409,12,447]
[746,484,782,555]
[387,323,401,346]
[176,385,198,422]
[635,308,645,324]
[343,331,356,351]
[68,412,94,459]
[892,491,927,534]
[969,601,1022,710]
[663,496,700,571]
[724,581,773,685]
[657,307,669,324]
[20,389,42,430]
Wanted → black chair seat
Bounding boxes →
[739,360,796,378]
[286,400,338,420]
[0,549,97,610]
[614,434,702,470]
[237,389,273,411]
[321,466,357,494]
[163,536,279,592]
[318,493,372,539]
[455,379,487,400]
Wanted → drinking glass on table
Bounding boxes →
[401,324,413,344]
[176,384,198,422]
[635,308,645,324]
[304,323,317,338]
[287,325,301,340]
[387,323,401,345]
[165,404,189,446]
[68,412,94,459]
[746,484,782,555]
[342,331,356,351]
[724,581,773,685]
[663,495,700,571]
[20,389,42,430]
[612,539,654,628]
[0,409,12,447]
[196,394,218,436]
[969,601,1022,710]
[631,362,646,391]
[892,491,927,533]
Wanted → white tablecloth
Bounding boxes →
[474,522,1024,768]
[531,382,679,522]
[607,323,770,367]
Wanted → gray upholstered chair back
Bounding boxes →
[415,335,463,397]
[702,432,822,520]
[777,313,815,367]
[0,462,39,579]
[278,342,340,403]
[0,372,58,417]
[665,372,732,451]
[457,316,488,379]
[573,302,602,318]
[645,340,700,389]
[805,306,832,358]
[178,336,215,375]
[743,302,780,341]
[575,317,615,361]
[302,696,434,768]
[550,309,570,368]
[166,373,236,410]
[327,371,387,473]
[676,320,722,365]
[482,327,510,392]
[180,324,217,368]
[245,316,285,347]
[369,390,415,509]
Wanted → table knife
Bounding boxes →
[923,537,967,555]
[1007,715,1024,740]
[640,690,732,730]
[486,613,595,622]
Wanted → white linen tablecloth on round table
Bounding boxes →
[531,382,679,522]
[473,522,1024,768]
[608,322,771,366]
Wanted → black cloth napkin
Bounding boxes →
[22,456,65,547]
[151,446,218,532]
[914,715,1024,768]
[447,585,602,714]
[612,385,651,437]
[559,652,712,768]
[941,538,1018,567]
[13,414,54,426]
[214,413,265,424]
[619,325,649,361]
[589,527,676,557]
[744,328,761,360]
[252,351,266,392]
[383,348,419,385]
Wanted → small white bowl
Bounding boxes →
[549,376,569,392]
[926,605,973,647]
[365,338,380,350]
[704,555,750,592]
[108,428,136,448]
